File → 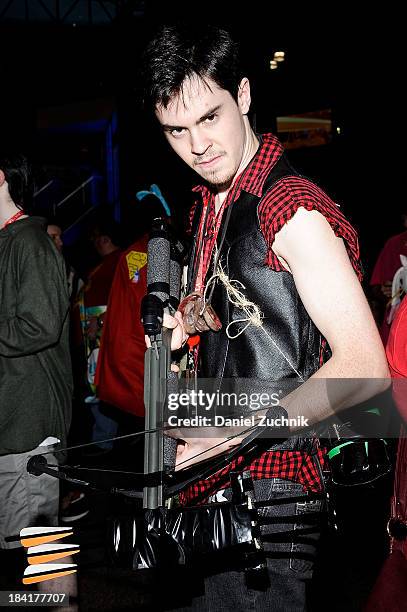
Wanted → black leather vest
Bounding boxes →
[196,156,331,449]
[200,154,328,379]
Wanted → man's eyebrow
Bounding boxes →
[197,105,222,123]
[161,105,222,131]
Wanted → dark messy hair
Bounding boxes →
[141,24,243,109]
[0,153,34,212]
[46,216,61,230]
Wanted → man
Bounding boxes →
[47,221,64,253]
[71,217,122,444]
[70,218,122,410]
[141,25,389,610]
[0,153,75,599]
[47,219,82,299]
[61,217,123,523]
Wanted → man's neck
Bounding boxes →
[0,199,26,229]
[101,244,119,258]
[215,127,259,214]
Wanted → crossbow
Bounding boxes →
[27,215,282,571]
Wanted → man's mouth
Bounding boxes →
[197,155,222,168]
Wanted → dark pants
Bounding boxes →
[160,478,324,612]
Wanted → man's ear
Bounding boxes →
[0,169,6,186]
[237,78,251,115]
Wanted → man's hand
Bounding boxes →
[173,433,243,471]
[165,423,248,470]
[144,311,189,350]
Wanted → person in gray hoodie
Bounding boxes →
[0,152,76,605]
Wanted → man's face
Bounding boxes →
[90,230,111,257]
[90,231,104,257]
[47,224,63,253]
[155,76,251,190]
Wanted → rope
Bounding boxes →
[203,252,304,381]
[203,255,263,339]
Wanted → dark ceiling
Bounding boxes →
[0,1,398,268]
[0,2,386,116]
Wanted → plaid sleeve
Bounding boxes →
[258,176,363,280]
[178,447,327,507]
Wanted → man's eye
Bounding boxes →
[204,114,217,123]
[170,128,185,137]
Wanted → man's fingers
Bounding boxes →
[173,311,183,325]
[174,311,189,345]
[163,312,179,329]
[174,436,241,471]
[144,311,189,350]
[176,441,186,457]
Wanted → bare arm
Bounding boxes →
[272,207,390,425]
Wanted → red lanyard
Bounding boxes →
[194,195,224,293]
[194,172,245,293]
[2,210,25,229]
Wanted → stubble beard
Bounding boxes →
[194,152,235,190]
[199,161,236,191]
[206,170,234,191]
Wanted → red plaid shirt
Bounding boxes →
[182,133,362,506]
[189,134,362,286]
[179,446,327,506]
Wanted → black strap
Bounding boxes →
[254,492,326,508]
[147,281,170,295]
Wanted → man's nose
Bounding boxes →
[190,129,211,157]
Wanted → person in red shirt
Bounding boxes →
[94,196,172,439]
[364,293,407,611]
[370,215,407,344]
[386,298,407,564]
[72,218,123,447]
[95,234,147,419]
[386,296,407,423]
[61,217,123,523]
